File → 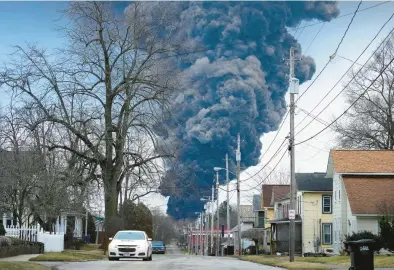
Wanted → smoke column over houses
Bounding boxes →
[156,1,340,220]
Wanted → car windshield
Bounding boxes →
[114,231,145,240]
[152,241,164,246]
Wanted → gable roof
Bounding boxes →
[262,185,290,208]
[329,150,394,174]
[296,172,333,191]
[343,176,394,215]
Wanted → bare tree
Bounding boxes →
[334,33,394,149]
[0,2,182,246]
[151,208,177,244]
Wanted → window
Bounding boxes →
[322,195,332,214]
[258,211,265,227]
[322,223,332,245]
[338,190,340,200]
[114,231,146,240]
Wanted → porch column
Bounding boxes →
[2,213,6,228]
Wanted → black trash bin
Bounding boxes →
[345,239,375,270]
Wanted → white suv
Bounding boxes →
[108,230,153,261]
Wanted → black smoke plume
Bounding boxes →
[156,1,340,220]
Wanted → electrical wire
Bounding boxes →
[240,138,288,183]
[296,1,363,103]
[304,22,326,55]
[288,1,391,33]
[295,50,394,146]
[240,148,288,192]
[238,2,364,186]
[295,19,394,136]
[258,111,289,163]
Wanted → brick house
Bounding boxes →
[326,150,394,254]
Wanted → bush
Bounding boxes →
[0,223,6,236]
[380,216,394,252]
[344,231,383,253]
[64,232,86,250]
[0,236,44,258]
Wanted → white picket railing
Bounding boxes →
[5,225,39,242]
[4,216,85,252]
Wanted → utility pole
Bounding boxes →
[216,171,220,256]
[226,153,230,245]
[210,185,214,255]
[288,47,299,262]
[201,211,204,255]
[236,133,242,256]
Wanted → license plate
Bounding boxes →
[123,252,130,256]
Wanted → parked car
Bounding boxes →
[108,230,152,261]
[152,240,166,254]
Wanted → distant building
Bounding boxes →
[270,172,333,255]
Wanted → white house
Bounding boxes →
[326,150,394,254]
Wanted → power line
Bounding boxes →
[296,1,363,103]
[334,1,363,55]
[304,22,326,55]
[246,4,363,186]
[258,111,289,163]
[295,16,394,136]
[288,1,391,33]
[228,3,363,187]
[295,49,394,146]
[240,138,288,183]
[240,148,288,193]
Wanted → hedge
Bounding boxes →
[0,236,44,258]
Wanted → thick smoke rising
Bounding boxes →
[157,1,340,220]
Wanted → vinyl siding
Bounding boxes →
[302,192,333,254]
[357,216,379,235]
[265,208,274,229]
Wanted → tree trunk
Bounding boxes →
[103,175,118,255]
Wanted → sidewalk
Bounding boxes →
[0,254,41,261]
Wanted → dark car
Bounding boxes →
[152,240,166,254]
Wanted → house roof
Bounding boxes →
[330,150,394,174]
[296,172,333,191]
[343,176,394,215]
[262,185,290,208]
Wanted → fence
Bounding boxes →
[5,225,38,242]
[5,225,65,252]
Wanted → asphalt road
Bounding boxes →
[39,245,282,270]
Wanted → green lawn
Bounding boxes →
[79,244,102,251]
[29,251,106,262]
[242,255,394,269]
[298,254,394,268]
[241,255,328,269]
[0,262,51,270]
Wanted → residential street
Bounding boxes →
[38,245,282,270]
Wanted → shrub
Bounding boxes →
[344,231,383,253]
[0,236,12,247]
[0,236,44,258]
[380,216,394,252]
[0,223,6,236]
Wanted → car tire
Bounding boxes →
[148,254,153,261]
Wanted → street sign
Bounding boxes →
[289,210,296,220]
